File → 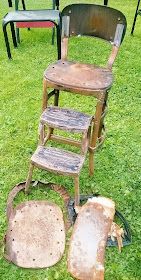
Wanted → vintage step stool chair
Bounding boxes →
[25,4,127,207]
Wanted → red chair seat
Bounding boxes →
[16,21,55,28]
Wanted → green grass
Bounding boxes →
[0,0,141,279]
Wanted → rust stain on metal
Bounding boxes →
[5,201,65,268]
[67,197,115,280]
[44,61,113,92]
[4,181,70,268]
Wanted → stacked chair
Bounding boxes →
[25,4,127,207]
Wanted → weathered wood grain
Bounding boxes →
[31,146,85,176]
[40,106,92,133]
[44,61,113,92]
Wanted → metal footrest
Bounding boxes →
[31,146,85,176]
[40,106,92,133]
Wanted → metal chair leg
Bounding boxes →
[51,0,56,45]
[21,0,30,31]
[10,22,17,48]
[104,0,108,6]
[42,79,48,111]
[89,97,104,176]
[25,163,34,193]
[56,24,61,60]
[74,176,80,207]
[131,0,141,34]
[15,0,28,43]
[52,27,55,45]
[8,0,12,7]
[98,92,108,141]
[3,24,12,59]
[21,0,26,10]
[54,89,59,106]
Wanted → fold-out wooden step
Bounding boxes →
[31,146,85,176]
[40,106,92,133]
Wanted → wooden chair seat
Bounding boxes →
[44,60,113,92]
[31,146,85,176]
[40,106,92,133]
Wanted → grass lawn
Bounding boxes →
[0,0,141,279]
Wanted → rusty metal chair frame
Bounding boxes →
[25,4,126,207]
[41,4,127,171]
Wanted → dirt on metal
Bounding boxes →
[67,197,115,280]
[4,181,68,268]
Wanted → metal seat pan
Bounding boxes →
[5,200,65,268]
[68,197,115,280]
[44,60,113,92]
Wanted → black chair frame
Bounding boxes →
[2,10,61,59]
[131,0,141,34]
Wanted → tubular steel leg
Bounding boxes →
[54,89,59,106]
[21,0,26,10]
[3,24,12,59]
[10,22,17,48]
[52,27,55,45]
[38,123,45,145]
[74,176,80,207]
[131,0,141,34]
[98,92,108,141]
[56,24,61,60]
[15,0,28,43]
[55,0,59,10]
[52,0,56,45]
[8,0,12,7]
[25,164,34,193]
[104,0,108,5]
[89,97,104,176]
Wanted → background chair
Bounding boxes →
[2,9,61,59]
[131,0,141,34]
[25,4,127,206]
[15,0,59,45]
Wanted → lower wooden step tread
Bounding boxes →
[31,146,85,176]
[40,106,92,133]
